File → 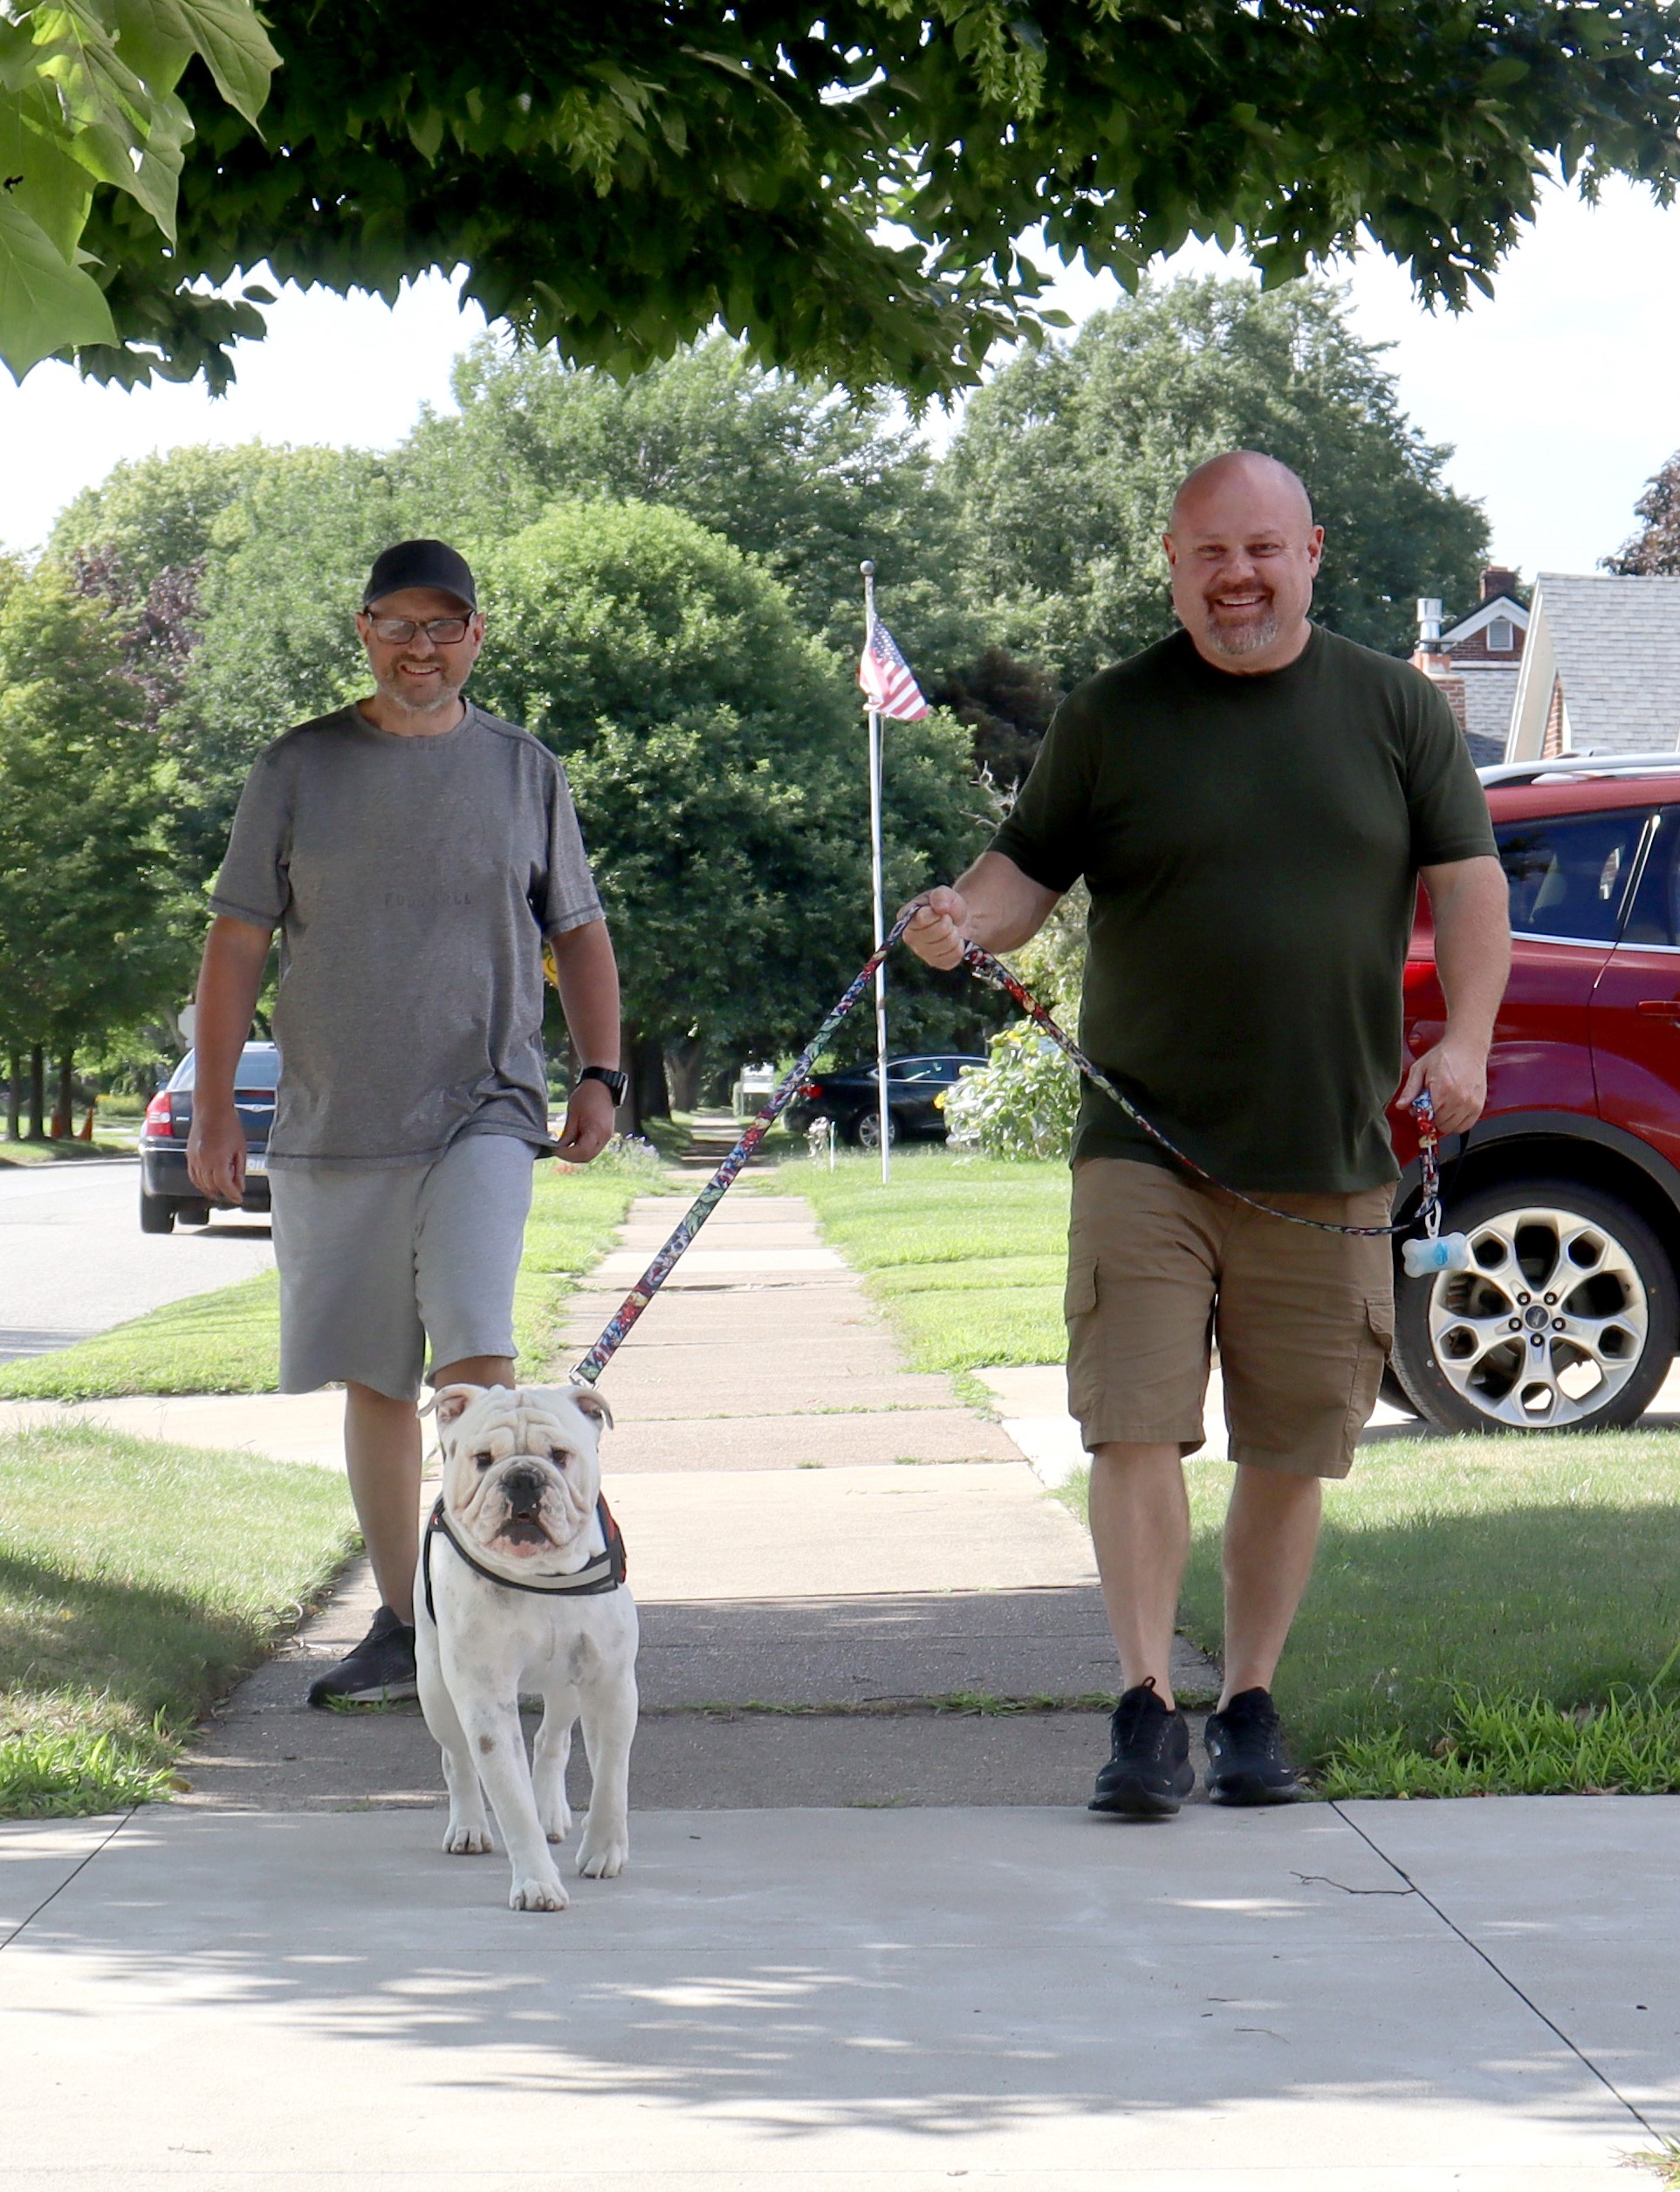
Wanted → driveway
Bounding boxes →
[0,1159,275,1363]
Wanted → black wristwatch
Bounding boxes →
[576,1063,628,1104]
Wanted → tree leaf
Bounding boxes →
[0,189,115,380]
[0,86,95,257]
[110,0,278,126]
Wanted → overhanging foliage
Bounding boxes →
[44,0,1680,398]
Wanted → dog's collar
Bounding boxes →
[422,1494,627,1625]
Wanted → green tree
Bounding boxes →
[470,498,995,1097]
[163,445,411,871]
[0,0,278,380]
[47,3,1680,401]
[1605,452,1680,576]
[398,335,972,667]
[49,443,276,600]
[0,563,191,1127]
[945,277,1489,680]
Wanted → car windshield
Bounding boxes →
[168,1045,278,1092]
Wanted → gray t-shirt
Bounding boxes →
[210,703,604,1168]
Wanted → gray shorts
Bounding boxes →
[269,1133,537,1401]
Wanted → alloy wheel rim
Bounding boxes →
[1424,1203,1649,1427]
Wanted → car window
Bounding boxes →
[168,1045,279,1092]
[1496,811,1649,943]
[890,1060,945,1083]
[1620,809,1680,947]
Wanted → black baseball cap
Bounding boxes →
[361,539,477,610]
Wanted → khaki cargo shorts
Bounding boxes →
[1065,1158,1395,1480]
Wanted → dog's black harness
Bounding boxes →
[422,1495,627,1625]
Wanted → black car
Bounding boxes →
[139,1042,278,1233]
[785,1054,987,1147]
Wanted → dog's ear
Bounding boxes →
[568,1385,613,1433]
[429,1383,486,1431]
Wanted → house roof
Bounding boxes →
[1441,595,1528,647]
[1508,573,1680,760]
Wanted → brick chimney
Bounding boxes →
[1480,565,1519,603]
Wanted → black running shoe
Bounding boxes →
[1203,1687,1302,1804]
[1088,1679,1195,1817]
[305,1605,418,1708]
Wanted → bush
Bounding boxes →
[944,1022,1080,1161]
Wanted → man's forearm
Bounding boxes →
[950,850,1062,953]
[1425,856,1511,1048]
[550,919,621,1068]
[194,916,273,1107]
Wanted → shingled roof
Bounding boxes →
[1509,573,1680,759]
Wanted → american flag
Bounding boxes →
[859,617,929,720]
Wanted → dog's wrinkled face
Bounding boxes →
[433,1384,612,1570]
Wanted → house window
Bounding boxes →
[1487,616,1515,651]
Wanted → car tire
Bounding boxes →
[852,1110,898,1150]
[139,1187,175,1234]
[1391,1178,1678,1433]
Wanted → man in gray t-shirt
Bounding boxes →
[187,538,626,1708]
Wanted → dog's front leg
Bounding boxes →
[415,1605,494,1856]
[576,1675,637,1879]
[455,1695,570,1912]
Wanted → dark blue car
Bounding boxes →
[139,1042,278,1233]
[784,1053,987,1148]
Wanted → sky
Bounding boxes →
[2,175,1677,581]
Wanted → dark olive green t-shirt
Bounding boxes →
[990,626,1496,1192]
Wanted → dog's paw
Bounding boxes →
[576,1828,628,1879]
[539,1798,573,1845]
[509,1870,569,1913]
[442,1819,495,1856]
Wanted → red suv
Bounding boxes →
[1390,755,1680,1433]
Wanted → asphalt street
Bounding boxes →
[0,1158,274,1363]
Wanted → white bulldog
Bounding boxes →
[415,1381,639,1912]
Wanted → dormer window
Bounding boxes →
[1487,616,1515,651]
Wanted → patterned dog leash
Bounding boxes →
[572,913,1457,1386]
[959,944,1456,1268]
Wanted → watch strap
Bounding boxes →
[577,1064,628,1103]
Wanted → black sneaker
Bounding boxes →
[1088,1679,1195,1818]
[305,1605,418,1708]
[1203,1687,1302,1804]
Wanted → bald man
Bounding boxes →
[907,450,1508,1816]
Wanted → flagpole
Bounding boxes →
[861,560,892,1185]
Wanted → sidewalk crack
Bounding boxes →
[0,1810,134,1953]
[1331,1799,1659,2140]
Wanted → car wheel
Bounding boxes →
[853,1110,898,1150]
[1391,1178,1678,1433]
[139,1187,175,1233]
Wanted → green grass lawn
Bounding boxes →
[0,1138,134,1167]
[1057,1432,1680,1792]
[0,1161,651,1402]
[0,1424,355,1816]
[796,1146,1070,1369]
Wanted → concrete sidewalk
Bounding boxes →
[172,1183,1214,1814]
[3,1799,1675,2186]
[4,1176,1679,2184]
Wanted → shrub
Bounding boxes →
[944,1022,1080,1161]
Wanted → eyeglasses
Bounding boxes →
[362,615,476,644]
